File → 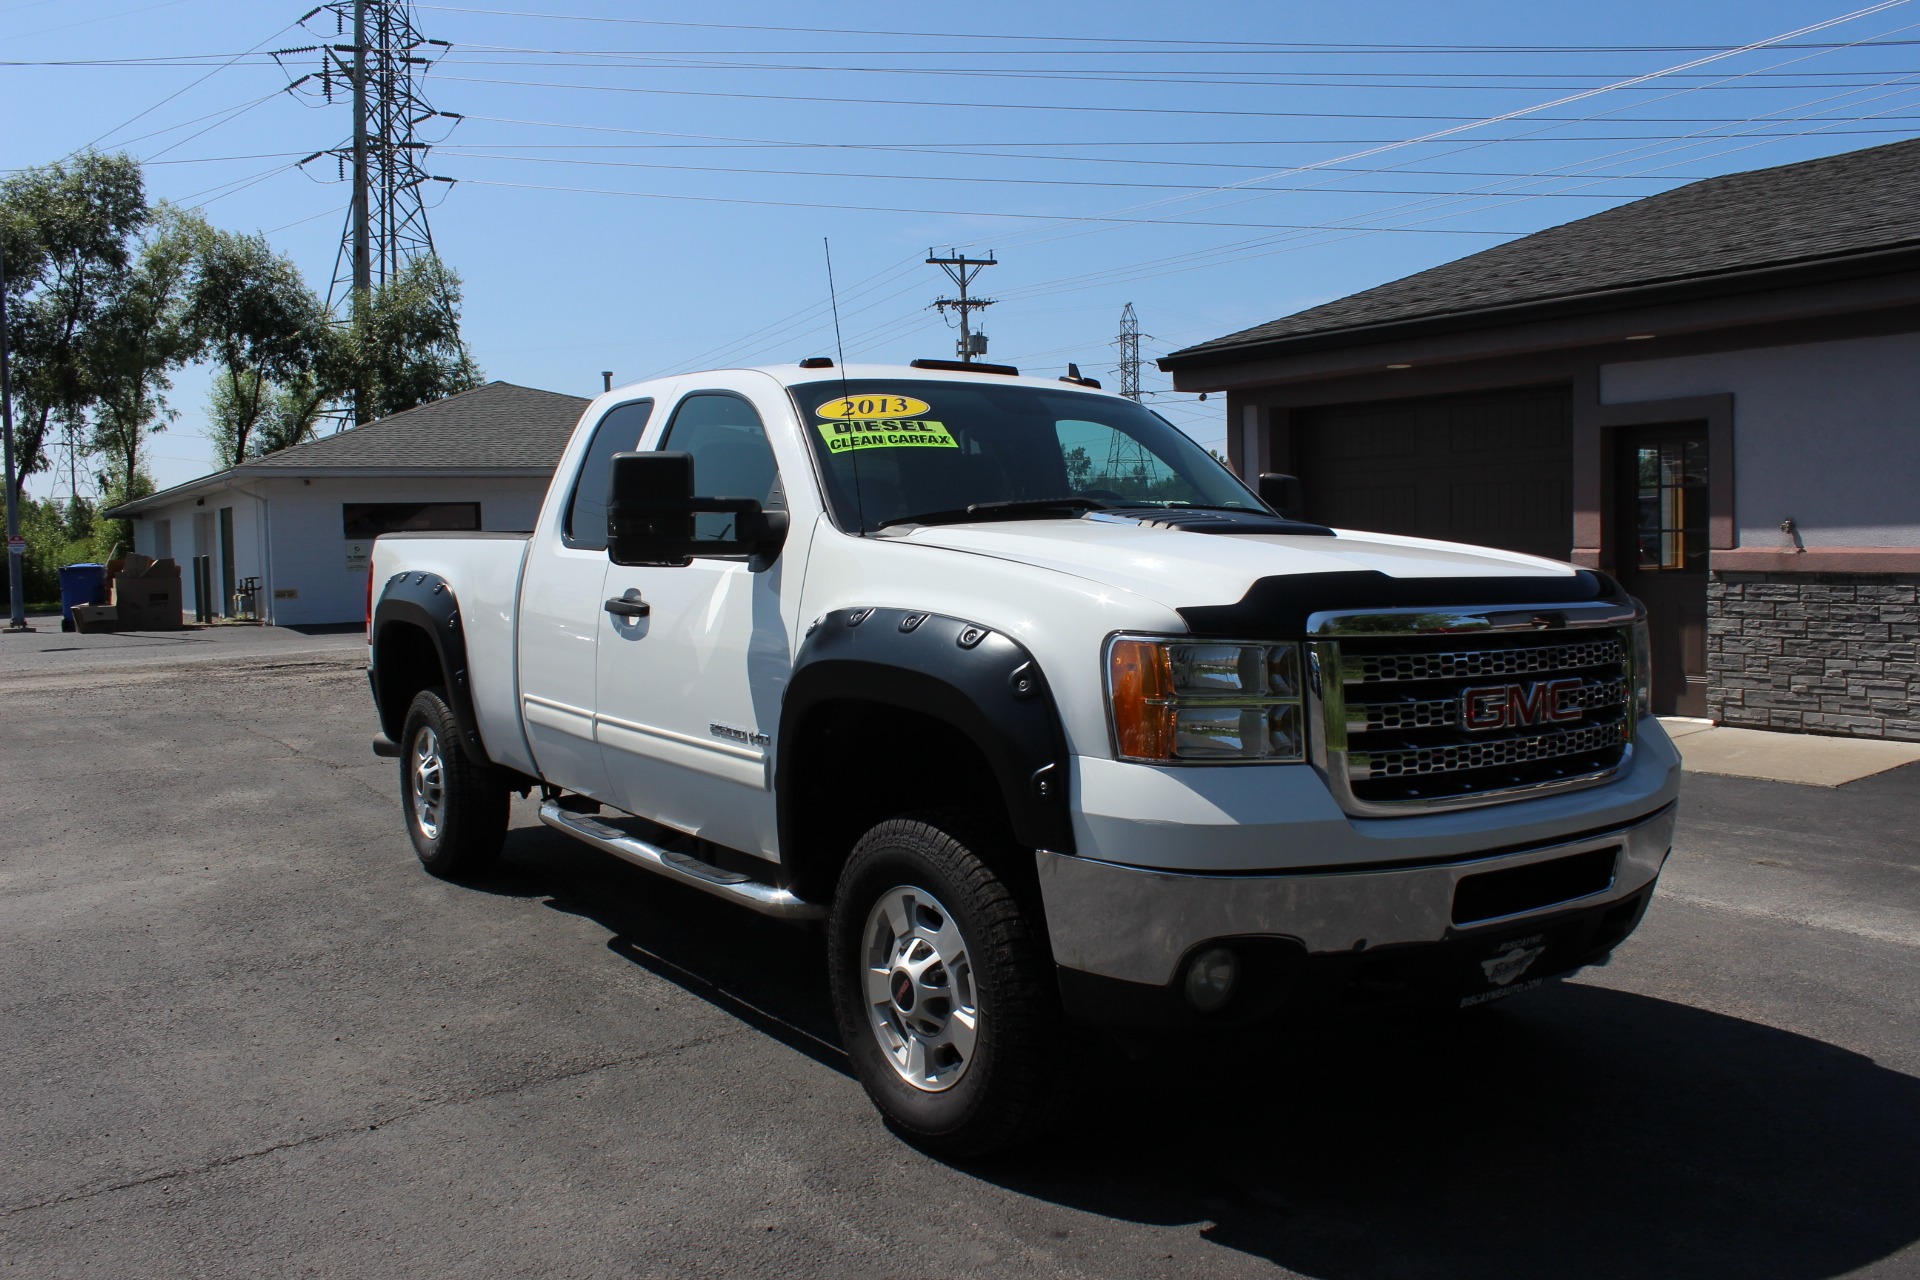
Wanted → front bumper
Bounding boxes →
[1037,802,1675,1025]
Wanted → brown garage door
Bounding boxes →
[1290,386,1572,562]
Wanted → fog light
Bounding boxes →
[1184,947,1240,1012]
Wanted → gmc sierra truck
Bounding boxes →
[367,360,1678,1154]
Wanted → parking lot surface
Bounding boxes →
[4,654,1918,1278]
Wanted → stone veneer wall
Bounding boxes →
[1707,572,1920,741]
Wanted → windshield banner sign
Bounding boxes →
[816,419,958,453]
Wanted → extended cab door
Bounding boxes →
[593,377,810,861]
[516,395,658,800]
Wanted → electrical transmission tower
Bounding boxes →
[926,249,996,363]
[299,2,454,313]
[1115,301,1143,401]
[1105,302,1156,489]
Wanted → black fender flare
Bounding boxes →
[776,606,1074,859]
[370,570,489,763]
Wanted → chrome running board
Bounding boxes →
[538,800,823,921]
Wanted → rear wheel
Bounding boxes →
[827,811,1063,1156]
[400,688,508,878]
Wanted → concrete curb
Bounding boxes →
[1662,717,1920,787]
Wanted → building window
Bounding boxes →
[342,502,482,539]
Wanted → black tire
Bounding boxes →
[827,811,1064,1157]
[399,688,508,879]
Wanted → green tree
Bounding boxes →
[209,367,327,464]
[0,152,148,501]
[89,462,153,563]
[336,255,482,424]
[187,225,328,462]
[255,370,326,456]
[89,205,201,488]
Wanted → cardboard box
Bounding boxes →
[111,574,182,630]
[71,603,118,634]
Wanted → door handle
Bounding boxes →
[604,595,650,619]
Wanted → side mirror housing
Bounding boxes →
[606,451,789,569]
[1257,472,1306,521]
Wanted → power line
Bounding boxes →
[408,4,1920,55]
[63,10,309,160]
[428,148,1664,199]
[425,68,1920,126]
[451,176,1540,232]
[965,1,1911,251]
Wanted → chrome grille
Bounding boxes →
[1312,617,1635,813]
[1349,676,1627,733]
[1356,721,1628,779]
[1345,638,1623,684]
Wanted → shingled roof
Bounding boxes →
[1163,137,1920,366]
[246,380,588,470]
[109,380,592,516]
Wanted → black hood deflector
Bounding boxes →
[1177,568,1630,637]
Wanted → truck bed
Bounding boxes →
[370,531,538,777]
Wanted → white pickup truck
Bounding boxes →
[367,359,1678,1154]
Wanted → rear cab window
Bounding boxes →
[565,399,654,549]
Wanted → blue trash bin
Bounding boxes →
[58,563,108,630]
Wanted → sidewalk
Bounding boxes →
[1661,717,1920,787]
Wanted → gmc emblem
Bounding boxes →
[1461,678,1585,732]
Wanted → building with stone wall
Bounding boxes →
[1161,139,1920,740]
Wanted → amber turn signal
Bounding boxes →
[1108,638,1175,760]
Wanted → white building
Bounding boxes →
[108,381,590,627]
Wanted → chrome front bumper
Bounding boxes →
[1036,803,1676,988]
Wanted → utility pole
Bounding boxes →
[926,249,996,363]
[1116,301,1142,402]
[1,240,30,629]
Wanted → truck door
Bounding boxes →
[516,396,656,800]
[593,387,799,860]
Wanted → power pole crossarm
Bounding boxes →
[926,249,996,363]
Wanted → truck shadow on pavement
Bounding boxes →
[480,824,1920,1280]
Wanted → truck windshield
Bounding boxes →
[793,379,1263,533]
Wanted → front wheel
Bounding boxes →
[827,812,1064,1156]
[399,688,508,879]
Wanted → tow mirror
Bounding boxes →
[606,451,789,570]
[1257,472,1306,521]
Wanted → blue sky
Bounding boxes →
[5,0,1919,497]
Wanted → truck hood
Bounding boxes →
[889,515,1580,611]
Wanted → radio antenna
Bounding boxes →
[823,238,866,532]
[825,237,849,372]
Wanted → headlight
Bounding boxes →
[1631,614,1653,721]
[1107,638,1306,763]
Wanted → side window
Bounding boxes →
[565,399,654,550]
[661,392,785,542]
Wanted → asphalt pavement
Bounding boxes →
[0,614,363,678]
[3,651,1917,1278]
